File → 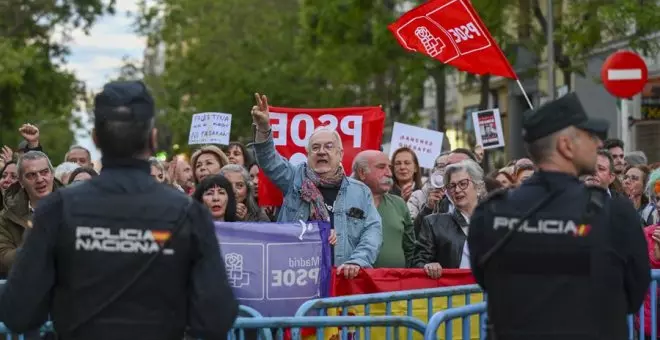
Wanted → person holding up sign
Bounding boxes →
[251,93,382,279]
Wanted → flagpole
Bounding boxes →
[516,79,534,109]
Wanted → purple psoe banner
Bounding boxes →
[214,221,331,317]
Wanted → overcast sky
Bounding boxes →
[58,0,147,161]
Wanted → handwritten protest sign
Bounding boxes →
[188,112,232,145]
[215,221,331,317]
[389,122,444,169]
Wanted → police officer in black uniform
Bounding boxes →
[468,93,650,340]
[0,81,239,340]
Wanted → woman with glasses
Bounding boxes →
[414,159,485,278]
[623,164,652,225]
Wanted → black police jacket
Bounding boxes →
[468,171,650,340]
[0,158,238,340]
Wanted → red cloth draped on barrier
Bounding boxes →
[286,268,477,339]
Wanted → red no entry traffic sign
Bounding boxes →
[601,50,648,98]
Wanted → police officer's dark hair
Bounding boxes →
[597,149,615,173]
[193,174,237,222]
[450,148,477,161]
[94,118,155,159]
[603,138,624,150]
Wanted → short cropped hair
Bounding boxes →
[597,149,615,173]
[443,159,486,197]
[604,138,624,150]
[17,151,53,179]
[64,145,91,162]
[94,118,154,158]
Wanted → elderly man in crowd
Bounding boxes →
[250,93,382,278]
[0,151,61,275]
[64,145,93,168]
[352,150,414,268]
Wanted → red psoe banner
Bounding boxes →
[257,106,386,206]
[388,0,517,79]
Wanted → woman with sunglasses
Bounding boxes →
[414,159,485,278]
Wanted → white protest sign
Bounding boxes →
[188,112,232,145]
[471,108,505,150]
[389,122,444,169]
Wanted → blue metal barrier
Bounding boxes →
[230,315,426,340]
[627,269,660,340]
[293,284,482,339]
[423,270,660,340]
[424,303,487,340]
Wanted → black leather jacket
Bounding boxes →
[414,209,468,269]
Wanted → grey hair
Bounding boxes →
[305,126,344,153]
[351,153,371,179]
[17,151,54,179]
[443,159,486,197]
[148,157,166,174]
[625,151,648,166]
[54,162,80,182]
[219,164,261,217]
[64,145,91,162]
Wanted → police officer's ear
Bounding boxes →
[556,128,577,160]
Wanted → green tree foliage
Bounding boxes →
[530,0,660,90]
[0,0,112,162]
[136,0,660,148]
[136,0,321,151]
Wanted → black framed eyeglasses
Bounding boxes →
[447,179,472,192]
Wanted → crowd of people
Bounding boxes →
[0,91,659,335]
[1,111,660,279]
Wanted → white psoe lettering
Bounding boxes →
[447,23,481,43]
[271,268,319,287]
[270,113,363,148]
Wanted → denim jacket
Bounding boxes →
[253,136,383,267]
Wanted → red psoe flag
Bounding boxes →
[388,0,517,79]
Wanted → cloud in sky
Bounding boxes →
[58,0,147,160]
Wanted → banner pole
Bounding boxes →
[516,79,534,109]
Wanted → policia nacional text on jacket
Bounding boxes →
[468,93,650,340]
[0,81,239,340]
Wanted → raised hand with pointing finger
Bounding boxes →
[251,93,271,131]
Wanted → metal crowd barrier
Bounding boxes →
[3,270,660,340]
[422,269,660,340]
[230,315,426,340]
[292,284,483,339]
[424,303,487,340]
